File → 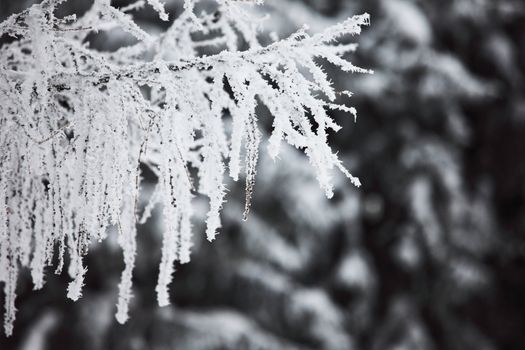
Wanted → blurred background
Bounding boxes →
[2,0,525,349]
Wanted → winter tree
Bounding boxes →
[0,0,371,336]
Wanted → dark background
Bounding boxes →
[2,0,525,349]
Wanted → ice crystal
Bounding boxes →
[0,0,370,335]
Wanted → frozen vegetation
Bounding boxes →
[0,0,369,336]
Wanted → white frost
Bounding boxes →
[0,0,370,335]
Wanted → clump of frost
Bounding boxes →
[0,0,370,335]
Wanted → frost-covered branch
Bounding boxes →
[0,0,370,335]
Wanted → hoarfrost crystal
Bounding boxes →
[0,0,370,335]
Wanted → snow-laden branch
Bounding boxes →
[0,0,370,335]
